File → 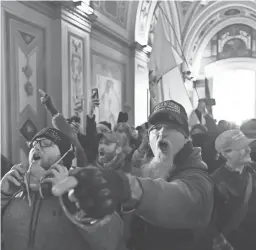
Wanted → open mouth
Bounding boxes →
[33,153,41,161]
[158,140,169,153]
[99,151,105,157]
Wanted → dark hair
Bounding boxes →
[66,116,81,124]
[99,121,112,131]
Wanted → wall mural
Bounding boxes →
[92,0,129,29]
[5,13,46,163]
[92,53,124,127]
[68,33,85,116]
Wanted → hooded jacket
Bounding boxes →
[127,145,214,250]
[1,175,123,250]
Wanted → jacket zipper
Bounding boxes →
[28,193,42,249]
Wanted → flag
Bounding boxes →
[148,11,183,81]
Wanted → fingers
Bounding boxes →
[52,176,78,196]
[11,163,27,174]
[6,175,21,187]
[50,164,67,174]
[10,170,24,181]
[38,89,47,97]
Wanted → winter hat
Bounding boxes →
[148,100,189,137]
[99,121,112,131]
[30,127,74,167]
[190,124,208,135]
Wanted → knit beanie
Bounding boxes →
[30,128,74,167]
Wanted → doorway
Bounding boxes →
[212,69,255,126]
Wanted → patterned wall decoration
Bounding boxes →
[217,24,252,59]
[92,0,129,29]
[68,33,85,117]
[91,52,125,127]
[199,24,256,73]
[5,13,46,163]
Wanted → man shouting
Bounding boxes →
[1,128,123,250]
[52,100,215,250]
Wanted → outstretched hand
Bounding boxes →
[52,167,131,219]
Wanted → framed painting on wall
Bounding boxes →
[91,52,125,127]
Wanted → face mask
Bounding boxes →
[191,133,208,148]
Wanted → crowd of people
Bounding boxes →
[1,90,256,250]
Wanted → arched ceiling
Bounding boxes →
[179,0,256,74]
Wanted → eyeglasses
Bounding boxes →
[32,139,54,148]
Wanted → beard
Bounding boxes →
[141,148,174,180]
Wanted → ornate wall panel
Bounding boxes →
[92,0,129,29]
[91,52,125,127]
[5,13,46,164]
[68,32,85,117]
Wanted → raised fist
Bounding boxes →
[52,167,131,219]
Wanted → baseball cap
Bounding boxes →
[215,129,255,153]
[99,131,126,147]
[148,100,189,136]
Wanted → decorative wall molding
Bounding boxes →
[4,12,46,163]
[91,26,132,56]
[68,32,85,117]
[21,1,58,19]
[135,0,158,46]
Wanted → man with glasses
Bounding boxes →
[52,100,215,250]
[1,127,123,250]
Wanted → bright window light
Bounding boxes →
[213,69,255,126]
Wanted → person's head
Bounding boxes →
[241,119,256,161]
[97,131,125,164]
[215,129,254,168]
[114,122,133,143]
[190,124,208,148]
[143,100,189,179]
[96,121,111,134]
[218,120,231,133]
[141,100,189,179]
[29,128,74,170]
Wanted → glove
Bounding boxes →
[54,166,131,219]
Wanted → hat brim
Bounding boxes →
[232,138,256,151]
[149,110,185,125]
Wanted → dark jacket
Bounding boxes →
[127,145,215,250]
[212,165,256,250]
[1,186,123,250]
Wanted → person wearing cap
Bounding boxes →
[52,100,215,250]
[211,129,256,250]
[95,131,131,173]
[1,127,123,250]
